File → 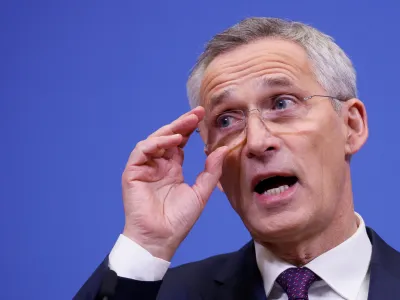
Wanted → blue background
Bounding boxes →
[2,1,400,299]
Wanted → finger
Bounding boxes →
[178,106,205,121]
[149,113,200,139]
[149,106,205,139]
[151,148,166,159]
[129,134,183,166]
[164,147,184,165]
[191,146,229,207]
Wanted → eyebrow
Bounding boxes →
[256,76,294,89]
[207,88,234,113]
[206,76,295,113]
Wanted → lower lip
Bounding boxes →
[254,182,298,207]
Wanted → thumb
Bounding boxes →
[192,146,228,206]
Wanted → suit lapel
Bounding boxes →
[366,228,400,300]
[212,241,267,300]
[209,228,400,300]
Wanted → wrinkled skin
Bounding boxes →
[199,39,368,263]
[121,38,368,264]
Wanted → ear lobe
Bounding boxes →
[344,99,369,156]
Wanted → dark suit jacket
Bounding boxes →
[74,227,400,299]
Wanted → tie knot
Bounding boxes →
[276,267,320,300]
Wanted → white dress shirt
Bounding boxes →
[255,213,371,299]
[109,213,372,299]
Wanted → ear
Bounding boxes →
[343,98,369,156]
[204,146,225,193]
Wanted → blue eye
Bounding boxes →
[215,110,244,129]
[273,97,296,110]
[217,116,233,128]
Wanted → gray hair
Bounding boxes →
[186,17,357,109]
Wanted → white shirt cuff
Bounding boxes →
[108,234,171,281]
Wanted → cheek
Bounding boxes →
[312,117,346,162]
[287,113,344,159]
[288,117,346,196]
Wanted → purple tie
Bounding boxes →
[276,267,320,300]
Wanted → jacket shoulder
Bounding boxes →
[367,227,400,272]
[158,242,253,298]
[169,250,236,276]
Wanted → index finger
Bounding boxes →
[149,106,205,138]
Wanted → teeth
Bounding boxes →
[264,185,289,195]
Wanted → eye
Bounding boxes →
[215,111,244,129]
[272,96,298,110]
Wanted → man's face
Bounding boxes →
[199,39,360,243]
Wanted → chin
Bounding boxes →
[243,206,313,243]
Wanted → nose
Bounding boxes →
[244,112,281,159]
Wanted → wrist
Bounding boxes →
[122,229,176,261]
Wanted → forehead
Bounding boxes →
[200,38,317,107]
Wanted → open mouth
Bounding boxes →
[254,176,298,196]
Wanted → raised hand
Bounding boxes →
[121,106,228,261]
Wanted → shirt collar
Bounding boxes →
[254,213,372,300]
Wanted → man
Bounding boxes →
[75,17,400,300]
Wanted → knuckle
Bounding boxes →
[149,125,168,138]
[121,170,130,184]
[122,166,141,184]
[135,140,146,151]
[135,140,144,149]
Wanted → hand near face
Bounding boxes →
[121,106,228,261]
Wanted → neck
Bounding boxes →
[259,174,358,266]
